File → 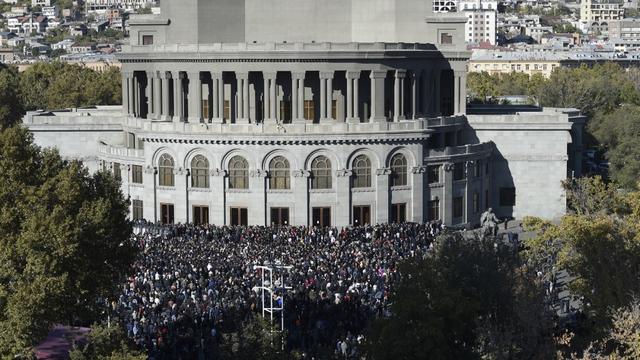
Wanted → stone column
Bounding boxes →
[293,170,310,225]
[132,75,139,117]
[353,74,359,120]
[249,169,268,225]
[443,162,454,226]
[173,72,184,122]
[269,73,277,121]
[236,72,249,123]
[143,166,157,222]
[145,71,154,119]
[411,166,426,222]
[335,169,352,228]
[291,73,299,123]
[346,72,353,120]
[459,71,467,115]
[297,75,305,120]
[411,72,418,119]
[161,72,171,121]
[122,71,130,115]
[212,73,223,123]
[319,73,327,122]
[375,168,391,223]
[263,76,270,123]
[393,70,406,122]
[370,70,387,123]
[326,73,334,121]
[153,72,162,119]
[454,71,461,115]
[188,71,203,123]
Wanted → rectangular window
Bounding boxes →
[202,99,209,120]
[499,187,516,207]
[142,35,153,45]
[453,163,465,181]
[160,203,174,225]
[193,206,209,225]
[331,99,337,119]
[312,207,331,227]
[427,165,441,184]
[113,162,121,180]
[230,207,248,226]
[280,100,292,123]
[391,203,407,223]
[453,196,464,219]
[223,100,230,120]
[475,160,482,178]
[131,165,143,184]
[304,100,315,120]
[270,207,290,226]
[428,200,440,221]
[132,200,143,221]
[440,33,453,45]
[353,205,371,226]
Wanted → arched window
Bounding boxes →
[390,153,408,187]
[311,156,332,189]
[269,156,290,190]
[191,155,209,188]
[158,154,175,187]
[228,156,249,189]
[352,155,371,188]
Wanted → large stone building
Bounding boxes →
[24,0,585,228]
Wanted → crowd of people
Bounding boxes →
[112,221,446,359]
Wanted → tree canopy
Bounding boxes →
[0,126,136,356]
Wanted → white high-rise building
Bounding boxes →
[460,0,498,45]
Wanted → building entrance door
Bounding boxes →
[230,207,248,226]
[312,207,331,227]
[270,207,290,226]
[193,206,209,225]
[161,203,174,224]
[353,205,371,226]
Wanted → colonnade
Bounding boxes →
[122,68,468,123]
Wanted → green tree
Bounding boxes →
[0,65,23,129]
[0,126,136,356]
[366,232,554,359]
[68,323,145,360]
[523,179,640,333]
[589,105,640,190]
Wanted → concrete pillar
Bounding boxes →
[291,73,299,123]
[297,76,304,120]
[124,71,133,116]
[454,72,460,115]
[173,72,184,122]
[459,71,467,115]
[411,72,418,119]
[153,72,162,119]
[143,166,157,222]
[370,70,387,123]
[188,71,203,123]
[269,73,277,121]
[346,74,353,120]
[145,71,154,119]
[353,74,359,120]
[375,168,391,223]
[236,72,249,123]
[335,169,352,228]
[319,74,327,121]
[293,170,310,225]
[132,75,139,117]
[327,78,333,120]
[443,162,454,226]
[394,70,406,122]
[411,166,426,222]
[122,71,130,116]
[212,73,223,123]
[161,72,171,121]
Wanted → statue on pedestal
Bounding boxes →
[480,208,500,237]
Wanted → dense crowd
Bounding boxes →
[113,222,445,359]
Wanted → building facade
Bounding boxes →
[24,0,584,228]
[460,0,498,45]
